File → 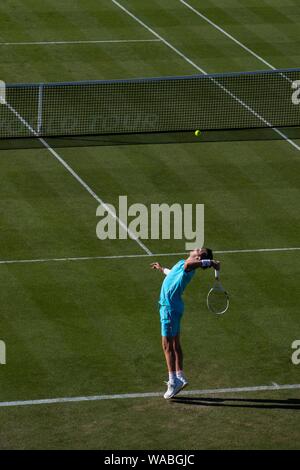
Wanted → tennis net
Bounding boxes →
[0,67,300,139]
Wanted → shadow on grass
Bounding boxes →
[1,127,300,150]
[171,396,300,410]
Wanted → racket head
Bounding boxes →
[207,282,229,315]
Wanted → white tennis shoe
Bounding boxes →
[164,378,183,399]
[178,377,189,391]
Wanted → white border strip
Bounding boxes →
[0,247,299,266]
[1,383,300,408]
[0,39,161,46]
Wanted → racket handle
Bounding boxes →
[214,269,220,280]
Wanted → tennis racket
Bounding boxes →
[207,269,229,315]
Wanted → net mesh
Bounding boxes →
[0,68,300,139]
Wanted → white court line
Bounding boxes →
[112,0,300,152]
[180,0,277,71]
[3,103,152,256]
[0,383,299,408]
[112,0,206,74]
[0,247,299,266]
[0,39,160,46]
[180,0,294,89]
[272,382,280,389]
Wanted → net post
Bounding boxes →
[37,84,43,135]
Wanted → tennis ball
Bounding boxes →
[195,129,201,137]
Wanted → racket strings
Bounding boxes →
[207,289,229,314]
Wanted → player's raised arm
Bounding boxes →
[184,258,220,272]
[183,247,220,272]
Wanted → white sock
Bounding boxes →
[168,372,177,384]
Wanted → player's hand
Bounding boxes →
[212,260,220,270]
[151,262,163,272]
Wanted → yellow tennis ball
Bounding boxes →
[195,130,201,137]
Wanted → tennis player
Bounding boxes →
[151,248,220,399]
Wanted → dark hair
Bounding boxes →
[202,247,213,260]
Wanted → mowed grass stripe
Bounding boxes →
[111,0,300,152]
[0,1,188,83]
[180,0,277,70]
[2,95,152,255]
[182,0,300,68]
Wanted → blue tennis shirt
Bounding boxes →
[158,260,196,313]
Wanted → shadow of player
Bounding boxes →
[171,396,300,410]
